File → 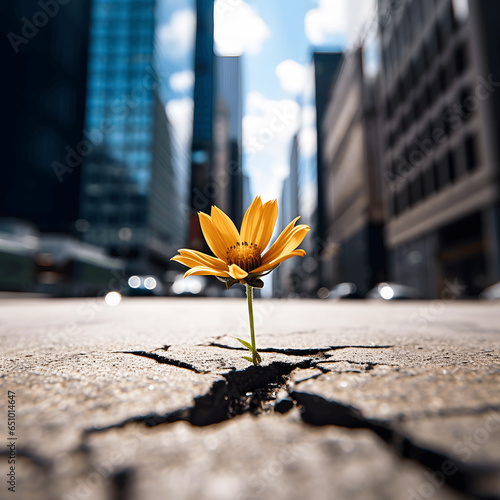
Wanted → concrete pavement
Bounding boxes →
[0,297,499,500]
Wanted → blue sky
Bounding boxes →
[156,0,376,201]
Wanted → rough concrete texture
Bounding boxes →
[0,297,499,500]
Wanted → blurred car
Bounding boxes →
[35,235,125,297]
[318,282,361,299]
[366,282,420,300]
[0,219,39,292]
[169,274,207,296]
[126,275,163,296]
[479,282,500,300]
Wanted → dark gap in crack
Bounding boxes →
[121,351,205,373]
[206,343,394,356]
[110,467,135,500]
[85,360,313,435]
[290,391,499,500]
[0,448,50,470]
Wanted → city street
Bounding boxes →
[1,297,499,500]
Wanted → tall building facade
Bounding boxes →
[79,0,180,274]
[215,56,244,227]
[273,135,300,297]
[292,53,342,296]
[189,0,244,249]
[378,0,500,297]
[314,52,343,259]
[0,0,91,233]
[189,0,216,249]
[321,49,386,295]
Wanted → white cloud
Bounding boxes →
[301,104,316,128]
[169,70,195,93]
[299,127,317,159]
[243,91,300,153]
[214,0,270,56]
[275,59,308,95]
[158,9,196,60]
[305,0,375,48]
[166,97,193,147]
[243,91,301,201]
[301,182,318,221]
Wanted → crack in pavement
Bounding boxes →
[205,342,394,356]
[86,354,500,500]
[289,390,500,500]
[85,360,313,433]
[120,351,206,374]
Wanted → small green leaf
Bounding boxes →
[234,337,253,350]
[253,351,262,364]
[242,356,254,363]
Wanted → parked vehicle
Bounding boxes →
[479,282,500,300]
[366,282,420,300]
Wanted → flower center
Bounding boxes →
[226,242,262,273]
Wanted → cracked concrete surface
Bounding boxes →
[0,298,499,500]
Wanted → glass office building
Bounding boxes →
[80,0,180,271]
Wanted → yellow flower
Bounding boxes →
[171,196,310,289]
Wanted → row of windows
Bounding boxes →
[91,42,153,56]
[92,5,154,22]
[387,81,474,151]
[390,134,479,217]
[382,0,456,83]
[386,42,467,122]
[89,54,152,71]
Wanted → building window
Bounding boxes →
[447,150,456,182]
[409,173,424,207]
[455,44,467,75]
[465,134,478,172]
[436,154,450,189]
[424,164,436,197]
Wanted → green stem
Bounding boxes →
[246,284,260,364]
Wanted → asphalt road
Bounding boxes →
[1,297,499,500]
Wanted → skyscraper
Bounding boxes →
[189,0,244,248]
[79,0,180,274]
[215,55,244,226]
[0,0,91,233]
[189,0,216,249]
[320,50,386,295]
[378,0,500,297]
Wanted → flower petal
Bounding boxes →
[228,264,248,280]
[261,216,301,263]
[253,199,278,251]
[211,205,241,246]
[251,249,306,275]
[270,226,310,260]
[174,249,227,271]
[240,196,262,244]
[198,212,229,261]
[184,266,230,277]
[173,256,223,272]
